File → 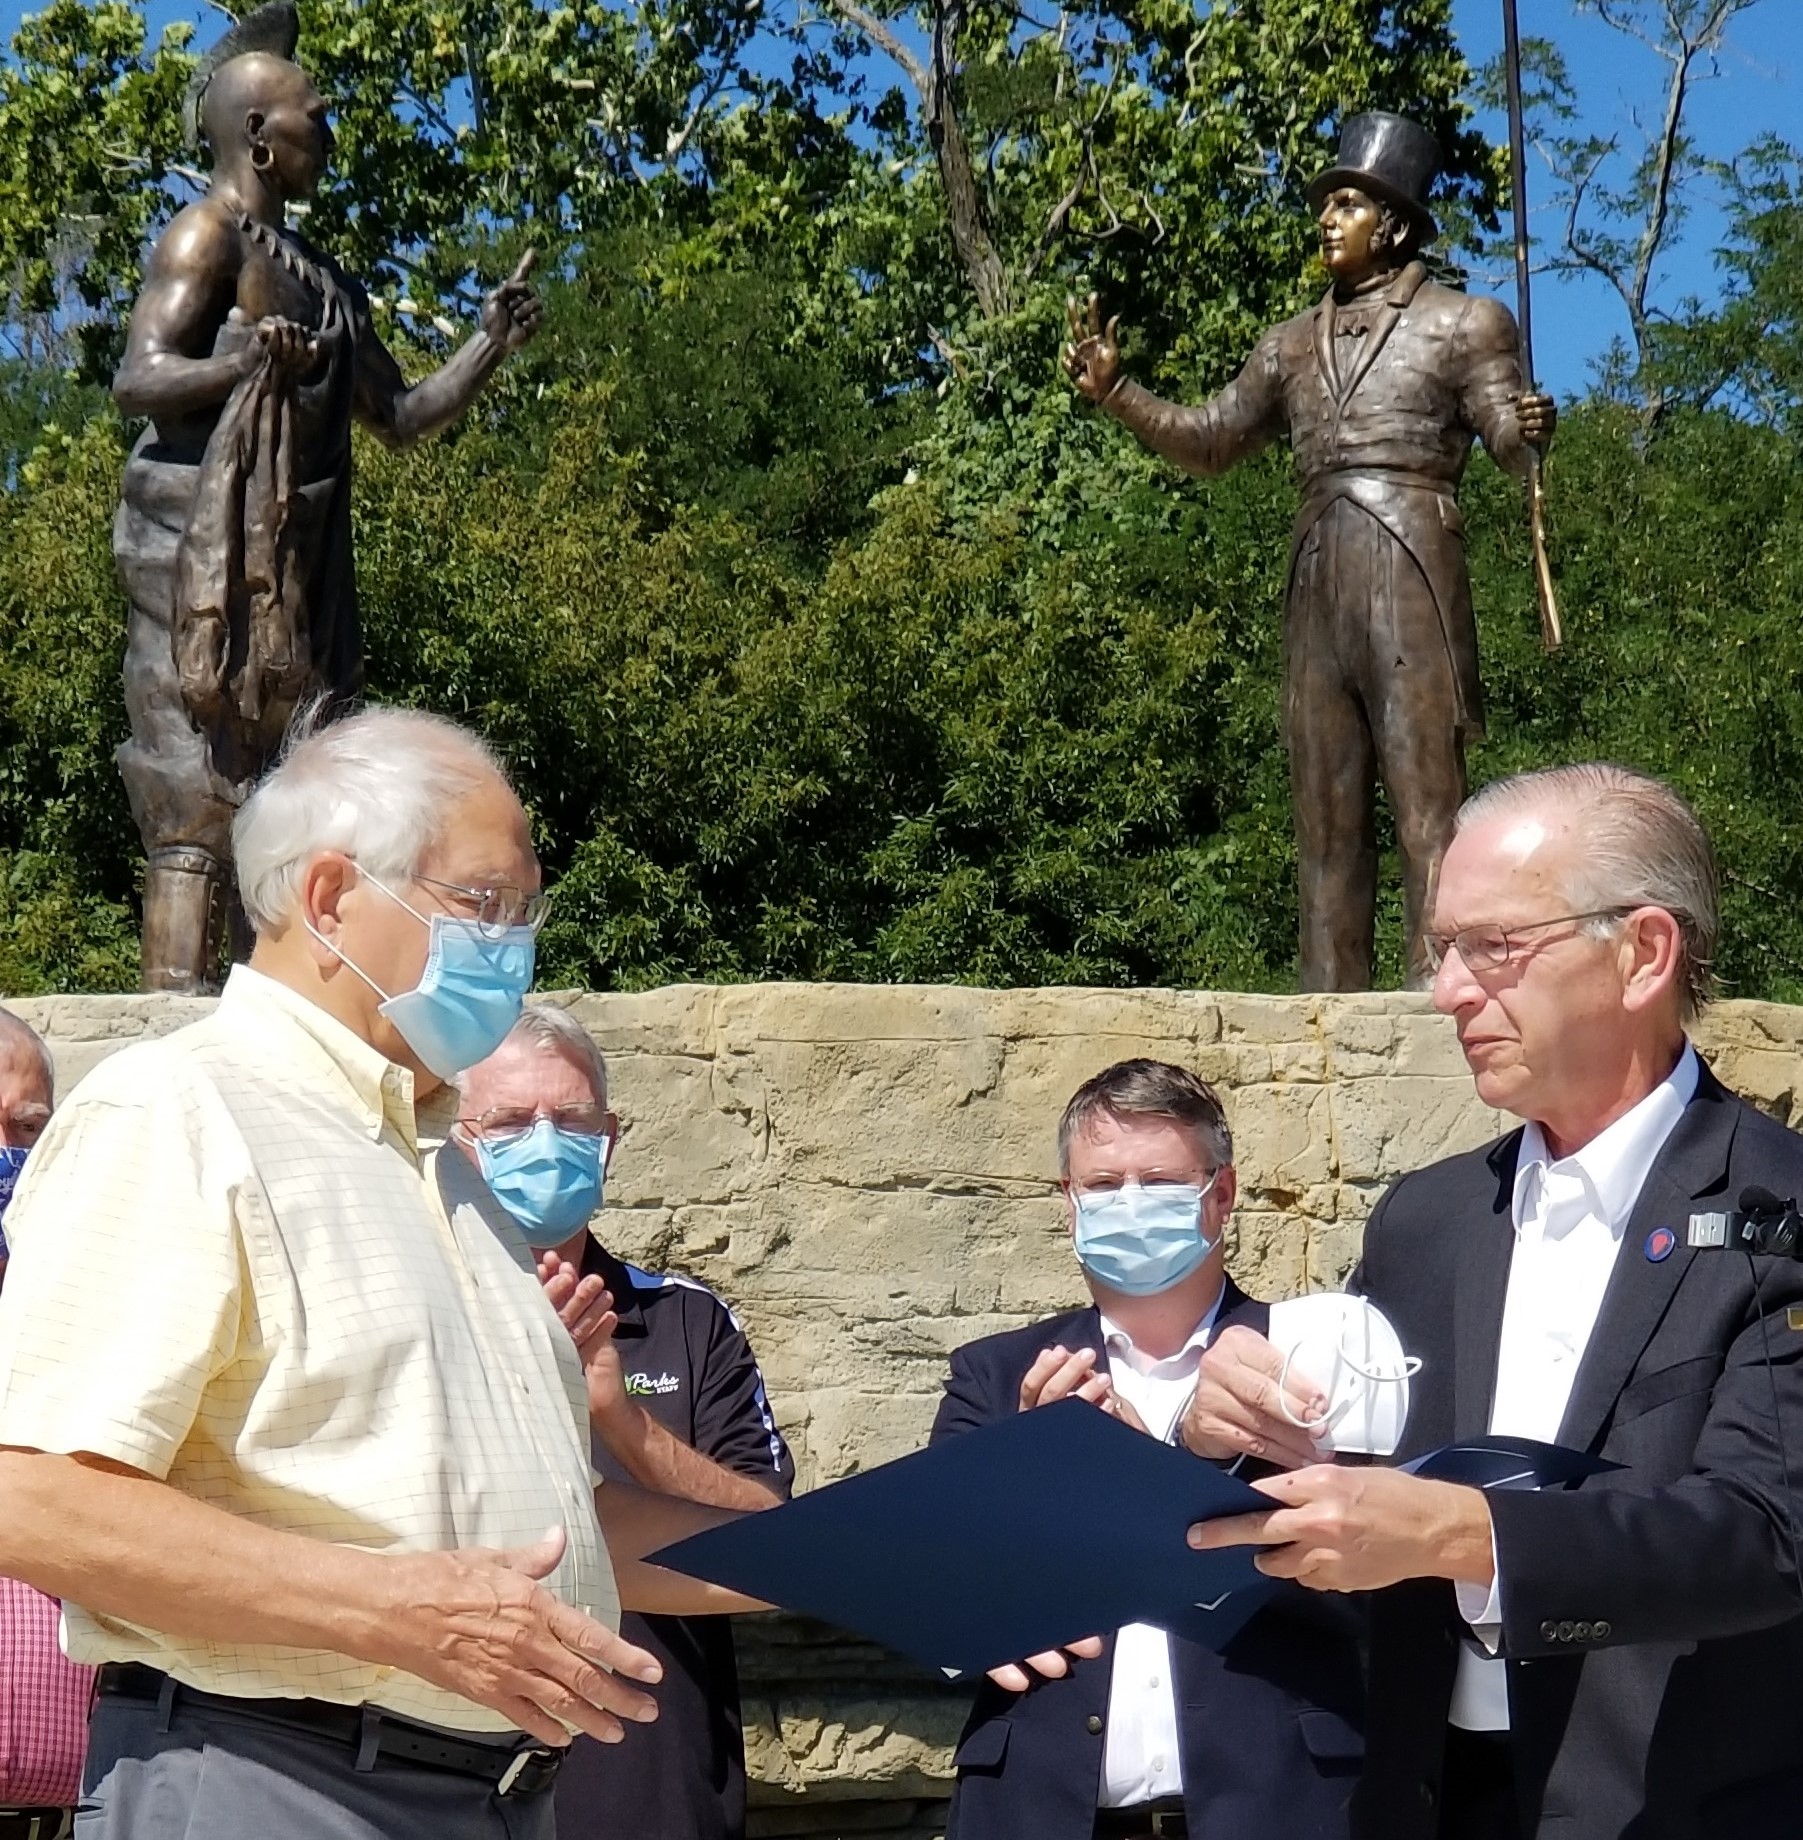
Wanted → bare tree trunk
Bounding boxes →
[926,0,1010,316]
[821,0,1010,317]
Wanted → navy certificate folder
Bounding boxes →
[649,1397,1275,1678]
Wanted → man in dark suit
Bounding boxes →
[933,1059,1364,1840]
[1187,763,1803,1839]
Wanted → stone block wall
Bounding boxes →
[16,985,1803,1837]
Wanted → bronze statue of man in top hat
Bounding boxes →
[111,2,544,993]
[1066,112,1556,991]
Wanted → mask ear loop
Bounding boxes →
[1335,1338,1424,1384]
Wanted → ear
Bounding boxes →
[1618,907,1685,1016]
[601,1113,621,1167]
[297,852,356,967]
[1059,1176,1078,1239]
[244,108,266,139]
[1210,1164,1239,1222]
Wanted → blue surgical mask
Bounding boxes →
[477,1120,607,1246]
[1073,1176,1220,1297]
[307,870,536,1079]
[0,1144,27,1256]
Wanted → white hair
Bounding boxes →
[233,702,510,933]
[1457,762,1718,1021]
[0,1007,54,1102]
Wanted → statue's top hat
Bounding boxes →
[1305,111,1441,246]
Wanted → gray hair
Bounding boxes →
[1457,763,1717,1021]
[0,1007,54,1102]
[460,1006,609,1107]
[233,702,510,933]
[1057,1059,1233,1177]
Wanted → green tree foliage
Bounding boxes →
[0,0,1800,1003]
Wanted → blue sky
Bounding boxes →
[1451,0,1799,396]
[5,0,1797,399]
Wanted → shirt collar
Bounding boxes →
[220,965,434,1150]
[1098,1284,1227,1375]
[1512,1041,1700,1235]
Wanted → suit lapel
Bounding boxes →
[1556,1069,1739,1452]
[1311,288,1342,407]
[1454,1132,1521,1439]
[1334,259,1426,409]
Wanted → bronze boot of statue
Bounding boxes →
[110,1,546,992]
[1064,112,1557,991]
[140,850,226,994]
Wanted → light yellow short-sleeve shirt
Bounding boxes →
[0,966,617,1731]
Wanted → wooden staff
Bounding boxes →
[1502,0,1563,651]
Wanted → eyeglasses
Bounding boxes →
[457,1104,610,1144]
[1070,1169,1221,1201]
[413,873,552,938]
[1422,908,1631,973]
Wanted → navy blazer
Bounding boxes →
[931,1281,1364,1840]
[1351,1062,1803,1840]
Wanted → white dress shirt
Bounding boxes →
[1448,1044,1699,1731]
[1095,1291,1225,1807]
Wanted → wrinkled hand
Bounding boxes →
[379,1526,662,1747]
[1187,1465,1494,1595]
[1063,292,1122,404]
[482,248,545,353]
[1517,389,1557,451]
[243,314,316,377]
[986,1633,1106,1694]
[539,1252,628,1426]
[1178,1325,1326,1471]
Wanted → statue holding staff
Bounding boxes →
[112,1,544,992]
[1065,113,1556,991]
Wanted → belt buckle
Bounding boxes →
[496,1748,547,1797]
[1149,1813,1182,1839]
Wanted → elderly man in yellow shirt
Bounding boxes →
[0,707,755,1840]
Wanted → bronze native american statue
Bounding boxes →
[111,2,543,992]
[1065,113,1556,991]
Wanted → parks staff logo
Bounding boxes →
[626,1371,682,1398]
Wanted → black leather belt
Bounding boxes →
[1095,1798,1187,1838]
[96,1663,561,1797]
[0,1813,74,1840]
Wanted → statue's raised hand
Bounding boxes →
[1063,293,1122,404]
[482,248,545,353]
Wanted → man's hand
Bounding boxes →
[1187,1466,1496,1595]
[481,248,545,353]
[1517,389,1557,450]
[987,1634,1106,1694]
[376,1526,662,1749]
[1179,1324,1326,1470]
[1063,293,1123,404]
[243,313,317,377]
[1018,1344,1114,1413]
[540,1252,629,1426]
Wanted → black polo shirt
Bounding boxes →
[553,1242,794,1840]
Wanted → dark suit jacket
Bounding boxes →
[932,1282,1364,1840]
[1351,1061,1803,1840]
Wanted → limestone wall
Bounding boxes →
[15,985,1803,1836]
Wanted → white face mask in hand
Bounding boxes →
[1265,1292,1421,1457]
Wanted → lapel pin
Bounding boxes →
[1787,1305,1803,1335]
[1644,1227,1677,1263]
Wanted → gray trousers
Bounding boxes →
[78,1698,555,1840]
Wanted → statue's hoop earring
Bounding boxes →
[249,139,274,172]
